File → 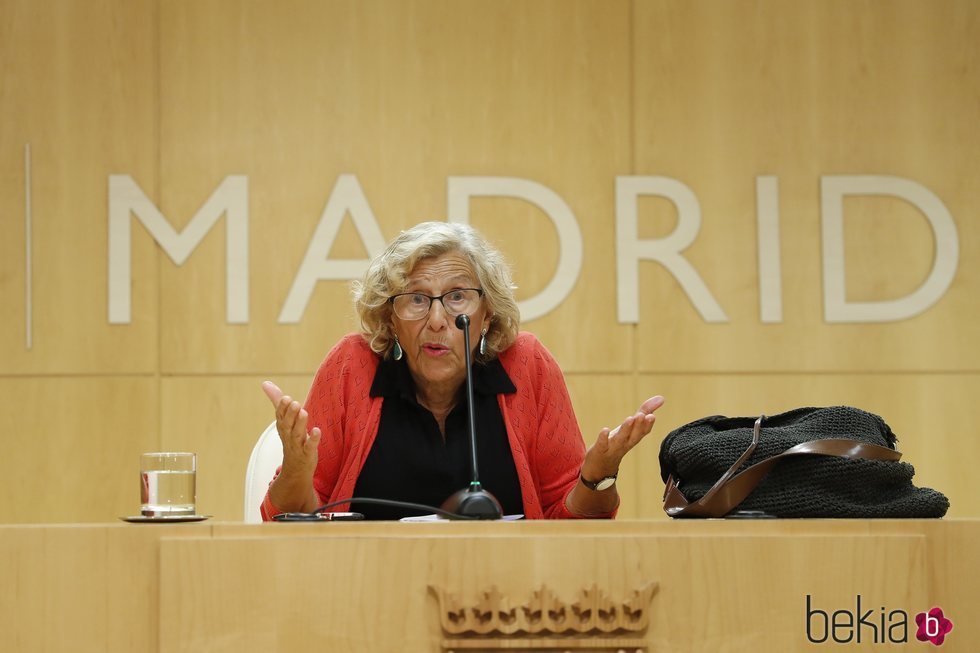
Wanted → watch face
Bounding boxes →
[595,476,617,491]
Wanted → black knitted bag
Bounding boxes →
[659,406,949,518]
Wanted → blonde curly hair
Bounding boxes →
[351,222,520,361]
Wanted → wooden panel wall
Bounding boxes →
[1,0,976,523]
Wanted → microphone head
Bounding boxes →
[454,314,470,330]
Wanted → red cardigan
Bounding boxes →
[261,332,614,520]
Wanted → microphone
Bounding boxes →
[440,314,503,519]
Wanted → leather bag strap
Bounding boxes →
[662,415,902,518]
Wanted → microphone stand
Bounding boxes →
[439,314,503,520]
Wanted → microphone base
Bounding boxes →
[441,485,503,520]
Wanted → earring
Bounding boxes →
[392,336,403,361]
[478,329,488,356]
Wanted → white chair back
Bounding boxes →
[243,421,283,523]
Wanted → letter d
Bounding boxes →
[821,175,958,323]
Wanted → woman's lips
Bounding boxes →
[422,343,450,357]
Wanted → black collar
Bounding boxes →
[370,355,516,400]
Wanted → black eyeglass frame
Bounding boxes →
[387,288,485,320]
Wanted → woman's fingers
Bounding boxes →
[270,392,307,447]
[266,381,315,440]
[306,427,322,453]
[607,413,638,441]
[594,426,611,451]
[261,380,284,406]
[605,409,656,452]
[285,399,301,425]
[280,402,308,456]
[262,382,318,477]
[295,406,310,439]
[586,397,664,480]
[638,395,665,415]
[274,395,291,421]
[624,411,655,436]
[609,397,663,443]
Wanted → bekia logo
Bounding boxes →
[915,607,954,646]
[806,595,954,646]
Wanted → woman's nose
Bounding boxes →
[426,298,451,328]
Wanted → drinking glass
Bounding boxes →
[140,452,196,516]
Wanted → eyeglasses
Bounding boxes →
[388,288,484,321]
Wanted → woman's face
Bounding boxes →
[391,252,491,397]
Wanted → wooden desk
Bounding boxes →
[1,520,976,652]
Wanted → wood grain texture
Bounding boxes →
[2,520,973,652]
[0,377,159,523]
[156,521,964,653]
[0,523,212,653]
[0,0,158,374]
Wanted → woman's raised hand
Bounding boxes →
[583,395,665,481]
[261,381,320,478]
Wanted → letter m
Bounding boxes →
[108,175,249,324]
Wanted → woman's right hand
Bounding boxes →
[261,381,320,478]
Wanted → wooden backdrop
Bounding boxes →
[0,0,977,522]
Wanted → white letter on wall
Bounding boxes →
[615,176,727,323]
[278,174,386,323]
[821,175,959,322]
[447,176,582,322]
[108,175,249,324]
[756,176,783,323]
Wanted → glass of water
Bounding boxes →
[140,452,197,516]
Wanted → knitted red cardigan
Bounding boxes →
[261,332,614,520]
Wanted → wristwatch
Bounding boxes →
[580,472,617,491]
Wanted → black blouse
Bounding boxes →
[351,360,524,519]
[350,356,524,520]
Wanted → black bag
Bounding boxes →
[659,406,949,518]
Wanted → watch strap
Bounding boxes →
[580,472,617,491]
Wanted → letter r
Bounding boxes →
[615,176,727,323]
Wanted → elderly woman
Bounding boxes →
[260,222,663,520]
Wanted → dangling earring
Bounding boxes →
[478,329,488,356]
[392,335,403,361]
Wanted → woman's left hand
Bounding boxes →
[582,395,665,481]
